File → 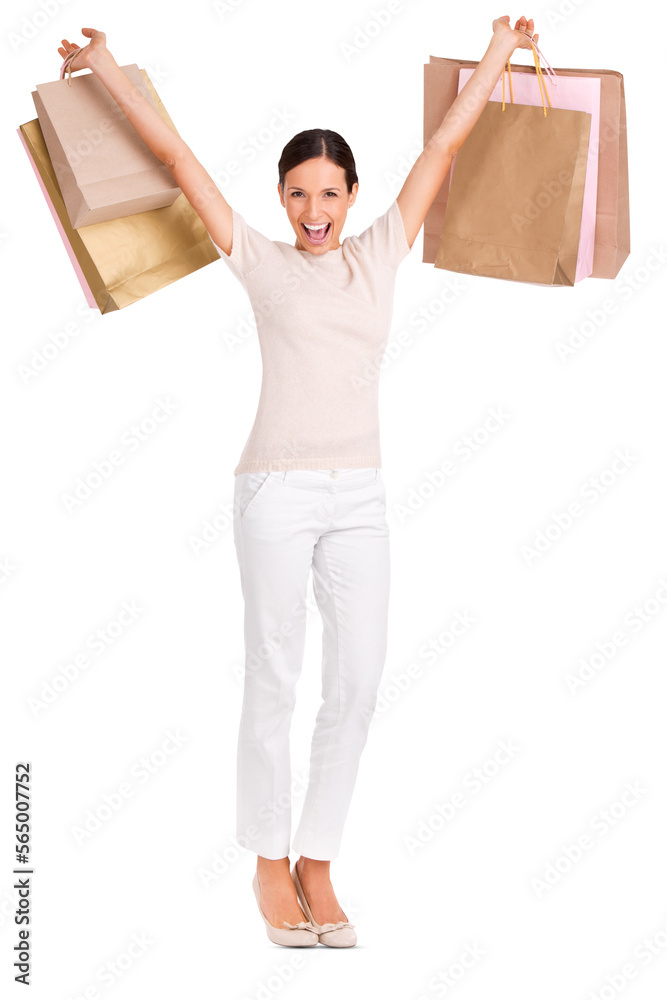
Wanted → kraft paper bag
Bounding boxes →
[32,63,181,228]
[434,99,591,285]
[424,57,630,278]
[457,66,600,282]
[18,70,219,313]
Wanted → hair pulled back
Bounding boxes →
[278,129,358,195]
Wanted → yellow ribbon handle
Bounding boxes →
[501,43,553,117]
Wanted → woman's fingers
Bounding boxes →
[513,15,537,43]
[57,28,98,56]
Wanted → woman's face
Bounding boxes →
[278,156,358,254]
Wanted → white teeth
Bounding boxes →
[304,223,328,231]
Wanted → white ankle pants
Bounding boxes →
[232,467,389,861]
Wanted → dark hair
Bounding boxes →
[278,129,358,195]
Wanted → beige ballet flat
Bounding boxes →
[291,864,357,948]
[252,872,319,946]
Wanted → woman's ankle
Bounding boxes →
[256,855,291,877]
[296,855,332,880]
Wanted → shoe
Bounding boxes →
[252,871,319,946]
[291,863,357,948]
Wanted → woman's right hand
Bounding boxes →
[57,28,108,72]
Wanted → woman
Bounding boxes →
[58,14,539,948]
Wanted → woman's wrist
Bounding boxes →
[86,46,115,74]
[488,30,521,62]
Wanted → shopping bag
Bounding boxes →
[424,55,629,278]
[435,49,592,286]
[17,70,220,313]
[31,55,181,228]
[456,64,600,282]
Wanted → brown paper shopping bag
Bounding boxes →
[424,57,629,278]
[32,61,181,228]
[18,70,219,313]
[435,90,592,285]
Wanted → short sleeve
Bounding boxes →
[354,198,412,270]
[210,207,274,285]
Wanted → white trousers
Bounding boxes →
[232,467,389,860]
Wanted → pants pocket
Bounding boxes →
[375,473,387,520]
[235,472,275,520]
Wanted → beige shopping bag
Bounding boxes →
[32,61,181,228]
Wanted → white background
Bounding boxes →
[2,0,667,998]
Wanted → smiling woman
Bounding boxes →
[276,128,358,252]
[57,13,540,950]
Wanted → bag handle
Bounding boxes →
[501,37,554,117]
[59,47,82,87]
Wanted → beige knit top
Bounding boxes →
[213,198,411,475]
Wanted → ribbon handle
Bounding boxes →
[59,47,82,87]
[501,36,554,117]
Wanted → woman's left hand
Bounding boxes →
[492,14,539,52]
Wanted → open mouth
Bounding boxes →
[301,222,331,245]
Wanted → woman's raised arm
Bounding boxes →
[396,15,538,250]
[57,29,233,255]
